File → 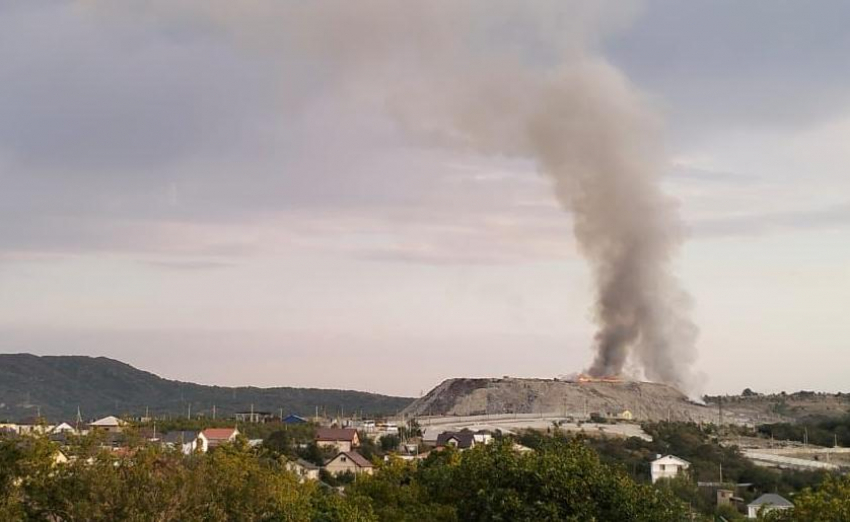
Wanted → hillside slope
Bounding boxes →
[0,354,413,421]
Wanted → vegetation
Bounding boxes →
[0,354,412,420]
[0,431,685,521]
[518,422,830,518]
[758,414,850,447]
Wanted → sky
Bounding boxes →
[1,0,849,397]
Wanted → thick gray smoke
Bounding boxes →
[107,0,698,391]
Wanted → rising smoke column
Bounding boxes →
[113,0,699,391]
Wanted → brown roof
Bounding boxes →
[334,451,373,468]
[316,428,357,442]
[201,428,237,441]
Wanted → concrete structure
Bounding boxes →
[650,455,690,483]
[316,428,359,452]
[197,427,239,452]
[747,493,793,518]
[324,451,373,476]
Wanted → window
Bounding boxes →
[341,456,347,462]
[660,464,666,471]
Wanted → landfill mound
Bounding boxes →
[403,377,773,425]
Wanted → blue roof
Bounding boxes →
[283,414,307,423]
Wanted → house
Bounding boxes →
[16,417,53,434]
[235,410,274,423]
[473,432,493,445]
[197,427,239,452]
[286,458,321,481]
[315,428,359,452]
[650,455,690,483]
[435,431,476,450]
[619,410,634,421]
[747,493,793,518]
[51,422,77,434]
[324,451,374,476]
[89,416,126,433]
[161,431,200,454]
[283,414,307,424]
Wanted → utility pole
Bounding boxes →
[718,396,723,427]
[212,404,216,420]
[719,463,723,485]
[804,427,809,446]
[187,403,191,420]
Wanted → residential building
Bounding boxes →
[161,431,200,454]
[89,416,126,433]
[49,422,75,434]
[747,493,793,519]
[435,431,476,450]
[197,427,239,452]
[235,410,274,423]
[283,414,307,424]
[316,428,359,452]
[286,458,321,481]
[650,455,690,483]
[324,451,374,476]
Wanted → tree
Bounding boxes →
[380,434,400,453]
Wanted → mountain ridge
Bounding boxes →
[0,353,414,421]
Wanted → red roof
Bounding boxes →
[201,428,237,441]
[316,428,357,442]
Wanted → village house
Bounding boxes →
[285,458,321,481]
[197,427,239,452]
[324,451,374,476]
[747,493,793,519]
[16,417,54,435]
[51,422,77,434]
[315,428,359,452]
[435,431,477,450]
[650,455,690,483]
[235,410,274,423]
[161,431,200,454]
[89,415,126,433]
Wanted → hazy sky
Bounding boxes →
[2,1,849,397]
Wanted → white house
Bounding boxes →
[286,458,321,481]
[51,422,77,434]
[196,427,239,452]
[747,493,793,519]
[650,455,690,483]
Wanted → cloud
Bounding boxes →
[692,202,850,238]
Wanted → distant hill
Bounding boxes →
[0,354,413,422]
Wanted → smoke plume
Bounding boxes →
[108,0,699,391]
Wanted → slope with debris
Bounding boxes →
[403,377,782,425]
